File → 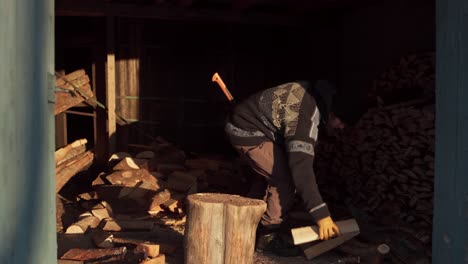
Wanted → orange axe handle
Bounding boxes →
[212,72,234,102]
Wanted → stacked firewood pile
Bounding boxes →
[56,139,94,194]
[315,52,435,246]
[316,100,434,235]
[55,69,94,115]
[56,137,242,263]
[369,52,435,107]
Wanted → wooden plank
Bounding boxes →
[56,69,86,86]
[116,20,142,151]
[65,110,95,117]
[57,75,90,91]
[65,216,101,234]
[433,0,468,262]
[93,38,109,165]
[106,16,117,154]
[55,139,88,166]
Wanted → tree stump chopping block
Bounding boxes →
[184,193,266,264]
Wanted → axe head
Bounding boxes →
[212,72,220,82]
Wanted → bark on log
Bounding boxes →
[112,157,150,171]
[65,215,101,234]
[55,139,88,166]
[105,169,163,190]
[184,193,266,264]
[56,151,94,193]
[60,247,127,262]
[55,83,94,115]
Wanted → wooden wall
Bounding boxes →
[113,18,339,154]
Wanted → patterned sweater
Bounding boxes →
[225,82,330,222]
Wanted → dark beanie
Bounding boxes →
[307,79,366,126]
[307,80,336,125]
[331,92,366,126]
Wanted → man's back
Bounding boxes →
[226,82,320,147]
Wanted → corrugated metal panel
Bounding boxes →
[0,1,55,264]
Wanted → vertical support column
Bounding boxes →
[55,113,68,148]
[106,16,117,154]
[93,19,109,165]
[0,0,55,264]
[55,70,68,149]
[433,0,468,262]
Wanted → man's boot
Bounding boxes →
[255,225,301,257]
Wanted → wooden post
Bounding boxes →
[184,193,266,264]
[106,16,117,154]
[433,0,468,262]
[55,113,68,148]
[93,27,109,164]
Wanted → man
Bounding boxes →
[224,80,348,255]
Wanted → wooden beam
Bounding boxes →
[55,0,303,26]
[55,113,68,149]
[93,30,109,165]
[106,16,117,154]
[433,0,468,262]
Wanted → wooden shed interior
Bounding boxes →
[56,0,434,157]
[54,0,436,262]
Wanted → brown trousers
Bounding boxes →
[234,141,295,228]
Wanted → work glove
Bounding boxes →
[317,216,341,240]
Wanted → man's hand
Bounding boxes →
[317,216,341,240]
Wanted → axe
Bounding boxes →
[212,72,235,103]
